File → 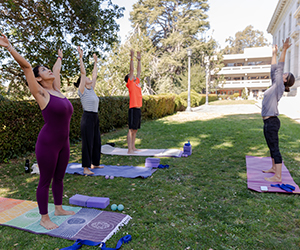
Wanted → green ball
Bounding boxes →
[111,204,117,211]
[118,204,124,211]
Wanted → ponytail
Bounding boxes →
[284,72,295,92]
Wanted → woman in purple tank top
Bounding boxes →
[0,34,75,230]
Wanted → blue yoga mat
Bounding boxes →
[66,163,157,178]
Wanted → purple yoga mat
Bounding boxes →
[246,155,300,193]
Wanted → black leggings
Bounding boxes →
[81,111,101,168]
[263,116,282,164]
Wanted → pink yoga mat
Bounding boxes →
[246,155,300,193]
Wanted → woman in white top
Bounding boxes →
[74,46,102,175]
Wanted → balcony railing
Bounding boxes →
[218,65,271,75]
[218,79,272,89]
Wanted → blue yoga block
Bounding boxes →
[86,197,110,209]
[69,194,90,207]
[145,158,160,168]
[183,145,192,156]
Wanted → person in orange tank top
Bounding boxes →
[124,50,142,154]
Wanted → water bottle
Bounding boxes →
[183,140,192,155]
[25,159,30,173]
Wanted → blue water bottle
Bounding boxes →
[183,140,192,156]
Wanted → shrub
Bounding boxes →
[0,92,218,162]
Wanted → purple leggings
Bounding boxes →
[36,138,70,215]
[35,95,73,215]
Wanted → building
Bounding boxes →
[217,47,272,99]
[267,0,300,96]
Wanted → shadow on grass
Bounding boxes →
[1,113,300,249]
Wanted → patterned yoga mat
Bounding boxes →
[0,197,132,242]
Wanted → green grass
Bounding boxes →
[1,111,300,249]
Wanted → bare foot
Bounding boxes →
[55,206,76,216]
[83,167,94,175]
[262,168,275,173]
[40,214,58,230]
[127,150,136,154]
[91,165,104,169]
[264,176,282,182]
[134,148,141,151]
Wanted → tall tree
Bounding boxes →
[0,0,124,99]
[223,25,270,54]
[95,26,155,96]
[130,0,210,93]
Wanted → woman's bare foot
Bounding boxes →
[262,168,276,173]
[127,150,136,154]
[40,214,58,230]
[134,148,141,151]
[264,176,282,182]
[91,164,104,169]
[54,205,76,216]
[83,167,94,175]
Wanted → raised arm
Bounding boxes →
[77,46,86,94]
[129,49,134,80]
[52,49,63,91]
[279,38,292,63]
[0,34,46,105]
[136,51,141,79]
[271,45,278,65]
[91,53,97,89]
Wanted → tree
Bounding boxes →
[94,25,156,96]
[223,25,270,54]
[0,0,124,99]
[179,39,225,94]
[130,0,210,93]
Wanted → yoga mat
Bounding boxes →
[0,197,131,242]
[101,144,183,157]
[66,163,157,178]
[246,155,300,193]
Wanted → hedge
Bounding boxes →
[0,93,217,162]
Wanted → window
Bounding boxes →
[289,14,292,33]
[283,23,286,40]
[274,36,277,45]
[288,51,291,72]
[278,30,281,47]
[295,45,299,77]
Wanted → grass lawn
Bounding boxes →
[1,110,300,250]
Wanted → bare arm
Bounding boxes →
[91,53,97,89]
[77,46,86,94]
[136,51,141,79]
[52,49,63,91]
[271,45,278,65]
[129,49,134,80]
[0,34,47,107]
[279,38,292,63]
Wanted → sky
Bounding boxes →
[111,0,279,49]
